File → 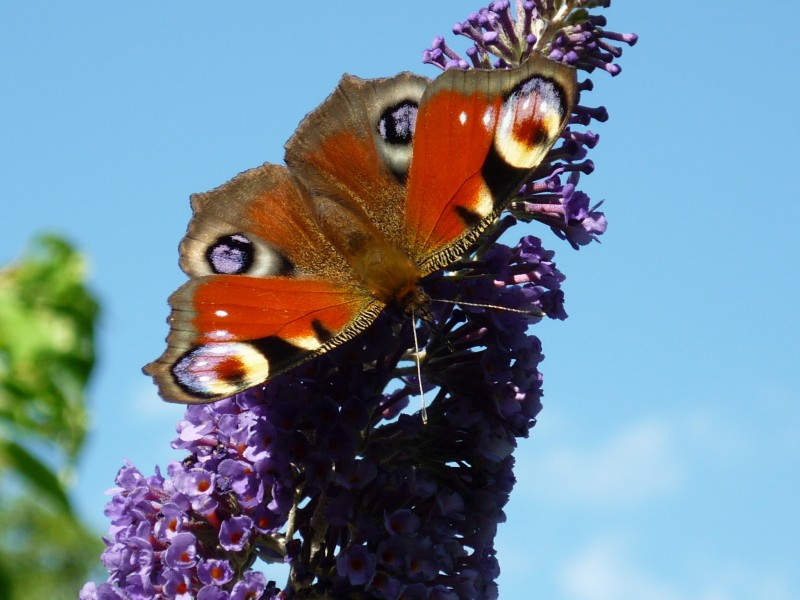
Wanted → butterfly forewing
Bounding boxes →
[404,54,577,272]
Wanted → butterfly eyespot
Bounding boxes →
[203,233,295,277]
[377,101,418,146]
[172,342,270,398]
[207,234,254,275]
[495,75,570,169]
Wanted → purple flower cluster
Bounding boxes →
[423,0,637,73]
[82,228,564,599]
[79,461,278,600]
[83,2,635,598]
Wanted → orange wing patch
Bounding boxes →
[404,89,500,265]
[145,276,376,403]
[191,276,366,349]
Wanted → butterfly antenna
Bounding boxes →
[430,297,546,317]
[410,308,428,425]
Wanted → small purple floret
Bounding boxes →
[219,515,253,551]
[337,544,377,586]
[197,558,235,586]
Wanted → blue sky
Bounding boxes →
[2,1,798,598]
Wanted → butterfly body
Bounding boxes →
[145,55,577,403]
[306,191,422,307]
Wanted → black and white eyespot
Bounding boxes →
[377,100,418,146]
[206,234,254,275]
[203,233,293,277]
[376,100,419,180]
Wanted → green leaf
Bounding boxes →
[0,234,103,598]
[0,440,72,514]
[0,496,104,600]
[0,234,99,461]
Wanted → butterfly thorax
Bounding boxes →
[346,233,422,307]
[313,195,422,306]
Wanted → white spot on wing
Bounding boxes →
[482,106,496,130]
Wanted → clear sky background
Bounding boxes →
[2,2,798,598]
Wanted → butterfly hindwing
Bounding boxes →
[284,72,429,249]
[180,164,338,280]
[145,165,380,403]
[283,73,431,306]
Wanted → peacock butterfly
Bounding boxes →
[144,54,577,404]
